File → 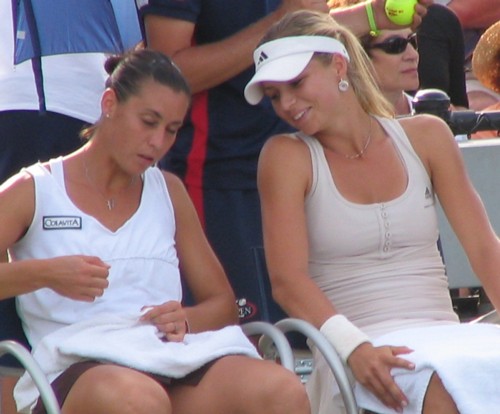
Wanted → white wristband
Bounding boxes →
[320,315,370,363]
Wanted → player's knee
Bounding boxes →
[260,366,310,413]
[66,366,172,414]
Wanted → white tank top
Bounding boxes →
[299,116,458,338]
[10,158,182,348]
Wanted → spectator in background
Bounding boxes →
[433,0,500,111]
[330,1,420,116]
[466,18,500,113]
[442,0,500,31]
[360,28,419,115]
[471,20,500,139]
[0,1,107,184]
[416,3,468,109]
[138,0,432,323]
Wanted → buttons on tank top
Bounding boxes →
[380,203,392,253]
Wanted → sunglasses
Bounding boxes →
[367,33,418,55]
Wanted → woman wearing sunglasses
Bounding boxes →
[362,31,419,115]
[329,2,419,116]
[245,9,500,414]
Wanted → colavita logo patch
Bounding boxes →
[43,216,82,230]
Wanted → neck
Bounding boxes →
[321,115,373,160]
[82,148,139,211]
[390,91,412,116]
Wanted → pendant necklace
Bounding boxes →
[344,116,372,159]
[83,157,137,211]
[328,116,373,160]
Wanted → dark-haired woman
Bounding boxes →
[0,49,309,414]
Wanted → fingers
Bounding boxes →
[391,345,414,356]
[81,255,111,270]
[411,1,430,29]
[81,256,111,281]
[366,368,409,412]
[140,301,187,342]
[350,344,414,412]
[164,321,187,342]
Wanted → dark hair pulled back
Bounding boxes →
[81,49,190,139]
[104,49,190,102]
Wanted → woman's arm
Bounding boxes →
[330,0,433,36]
[143,0,431,93]
[0,173,109,301]
[143,1,329,93]
[258,134,337,326]
[403,114,500,311]
[447,0,500,30]
[164,172,239,332]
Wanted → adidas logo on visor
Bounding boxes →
[245,36,350,105]
[257,51,268,67]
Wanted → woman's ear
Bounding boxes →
[100,88,118,118]
[331,54,349,79]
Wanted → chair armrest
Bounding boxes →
[274,318,359,414]
[0,340,61,414]
[240,321,295,372]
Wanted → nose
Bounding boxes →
[280,91,297,110]
[148,129,165,149]
[403,42,419,61]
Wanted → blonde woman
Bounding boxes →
[246,10,500,414]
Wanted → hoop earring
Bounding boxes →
[338,78,349,92]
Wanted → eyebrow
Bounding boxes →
[141,108,163,119]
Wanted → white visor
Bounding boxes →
[244,36,350,105]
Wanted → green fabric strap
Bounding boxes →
[365,2,380,37]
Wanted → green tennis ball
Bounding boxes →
[385,0,417,25]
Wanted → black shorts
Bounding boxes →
[32,359,215,414]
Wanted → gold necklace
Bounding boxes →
[83,157,137,211]
[328,116,373,160]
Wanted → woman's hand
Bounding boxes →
[371,0,433,32]
[48,255,110,302]
[141,301,188,342]
[348,342,415,412]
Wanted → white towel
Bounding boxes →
[14,312,261,413]
[354,323,500,413]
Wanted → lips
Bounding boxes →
[293,108,309,121]
[138,154,155,166]
[401,67,418,75]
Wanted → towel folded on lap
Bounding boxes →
[354,323,500,414]
[14,312,260,413]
